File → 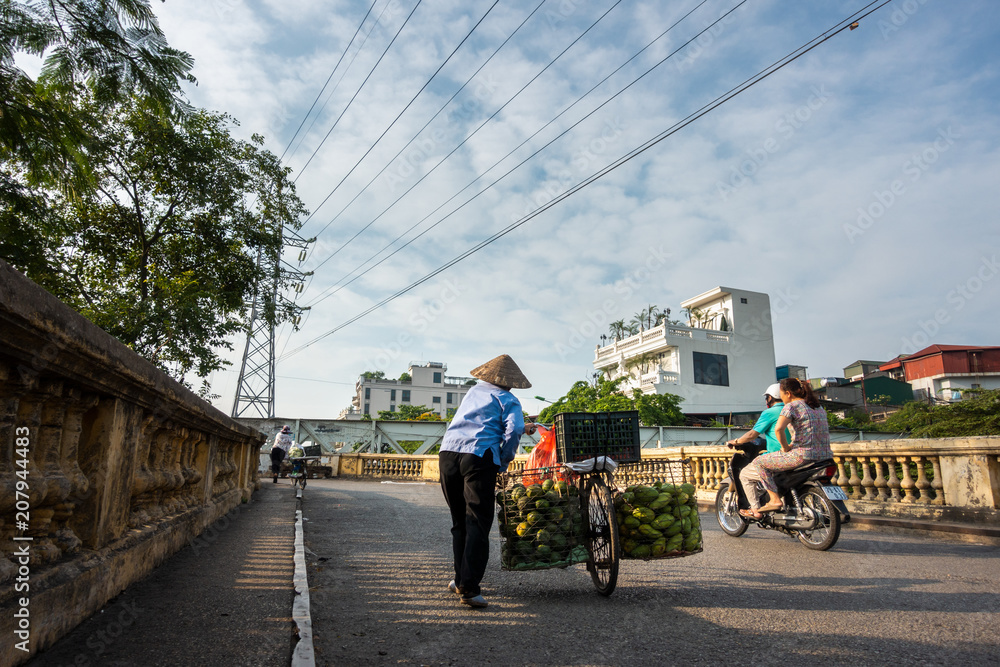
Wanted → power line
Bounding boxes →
[302,0,724,309]
[301,0,625,274]
[278,0,379,163]
[299,0,503,228]
[279,0,891,361]
[293,0,425,183]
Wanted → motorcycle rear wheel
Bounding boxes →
[715,482,748,537]
[797,488,841,550]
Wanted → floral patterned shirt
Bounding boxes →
[779,400,833,460]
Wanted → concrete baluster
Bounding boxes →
[872,457,890,502]
[860,456,877,501]
[930,457,946,505]
[847,457,864,500]
[834,458,849,493]
[886,455,903,502]
[900,456,918,503]
[914,455,933,504]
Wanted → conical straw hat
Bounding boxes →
[470,354,531,389]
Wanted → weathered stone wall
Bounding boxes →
[0,260,263,666]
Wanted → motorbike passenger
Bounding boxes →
[740,378,833,519]
[270,425,293,483]
[725,383,786,506]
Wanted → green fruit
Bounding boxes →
[683,534,701,552]
[550,533,567,549]
[511,484,526,499]
[624,515,641,529]
[666,534,684,552]
[622,539,638,554]
[541,479,555,492]
[651,513,675,531]
[633,507,655,524]
[682,517,692,535]
[526,511,543,526]
[677,492,691,505]
[535,499,550,511]
[649,493,672,511]
[632,544,651,558]
[636,487,660,505]
[637,524,663,539]
[651,542,666,557]
[516,539,534,554]
[516,521,531,537]
[664,522,683,537]
[660,483,677,494]
[526,485,544,498]
[555,480,569,494]
[622,491,635,506]
[536,544,552,559]
[678,504,692,518]
[517,496,531,512]
[690,513,701,530]
[535,528,552,544]
[680,483,696,496]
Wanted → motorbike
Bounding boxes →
[715,442,850,551]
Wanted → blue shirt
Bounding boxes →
[752,402,788,453]
[441,382,525,470]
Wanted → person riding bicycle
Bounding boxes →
[270,426,293,483]
[288,445,306,481]
[725,383,786,508]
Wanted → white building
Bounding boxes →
[593,286,776,416]
[343,361,475,419]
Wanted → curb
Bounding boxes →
[291,501,315,667]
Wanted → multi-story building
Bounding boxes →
[879,345,1000,402]
[593,286,776,418]
[345,361,475,418]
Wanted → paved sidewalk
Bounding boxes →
[27,482,299,667]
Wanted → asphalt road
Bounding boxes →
[302,478,1000,667]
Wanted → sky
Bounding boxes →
[146,0,1000,418]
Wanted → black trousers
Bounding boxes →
[439,450,499,597]
[270,451,285,475]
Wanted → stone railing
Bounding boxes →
[334,437,1000,524]
[1,260,263,665]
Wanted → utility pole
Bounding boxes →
[231,229,313,419]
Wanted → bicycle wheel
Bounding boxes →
[583,475,620,596]
[715,482,748,537]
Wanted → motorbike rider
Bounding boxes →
[725,383,786,508]
[270,425,293,483]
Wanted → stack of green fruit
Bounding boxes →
[615,481,702,558]
[496,477,589,571]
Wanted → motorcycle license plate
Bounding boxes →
[821,485,849,501]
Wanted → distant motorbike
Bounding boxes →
[715,443,850,551]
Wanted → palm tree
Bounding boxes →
[608,320,626,340]
[630,310,646,332]
[644,304,658,329]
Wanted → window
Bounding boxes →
[447,392,454,404]
[389,405,395,413]
[433,372,442,383]
[740,297,748,304]
[364,387,370,399]
[693,352,729,386]
[390,389,396,401]
[432,396,442,404]
[401,390,411,402]
[972,383,981,389]
[364,402,370,414]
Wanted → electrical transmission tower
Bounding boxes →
[231,230,313,418]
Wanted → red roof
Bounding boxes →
[901,344,1000,361]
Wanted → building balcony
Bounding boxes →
[594,323,731,366]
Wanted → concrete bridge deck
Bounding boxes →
[24,478,1000,667]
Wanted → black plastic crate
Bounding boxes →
[554,410,641,464]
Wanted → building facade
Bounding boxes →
[345,361,475,418]
[879,345,1000,402]
[593,286,776,416]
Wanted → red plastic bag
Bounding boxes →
[523,426,557,486]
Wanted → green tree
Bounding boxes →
[608,319,627,340]
[4,98,307,381]
[361,370,386,380]
[879,390,1000,437]
[1,0,195,185]
[398,372,411,382]
[537,376,683,426]
[377,405,442,421]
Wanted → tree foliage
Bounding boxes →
[879,390,1000,437]
[376,405,443,421]
[537,376,684,427]
[3,98,307,379]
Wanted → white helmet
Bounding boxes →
[763,383,781,400]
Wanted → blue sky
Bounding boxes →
[148,0,1000,417]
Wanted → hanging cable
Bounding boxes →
[278,0,891,360]
[301,0,625,269]
[302,0,725,309]
[293,0,425,183]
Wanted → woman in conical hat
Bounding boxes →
[439,354,536,609]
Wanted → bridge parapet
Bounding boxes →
[334,438,1000,524]
[1,260,263,665]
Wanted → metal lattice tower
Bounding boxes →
[231,230,313,418]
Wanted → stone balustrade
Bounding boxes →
[1,260,263,665]
[333,437,1000,524]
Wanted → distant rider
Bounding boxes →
[270,425,293,483]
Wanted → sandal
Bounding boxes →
[739,509,762,520]
[757,502,784,513]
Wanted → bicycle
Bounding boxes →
[577,463,621,595]
[288,456,320,492]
